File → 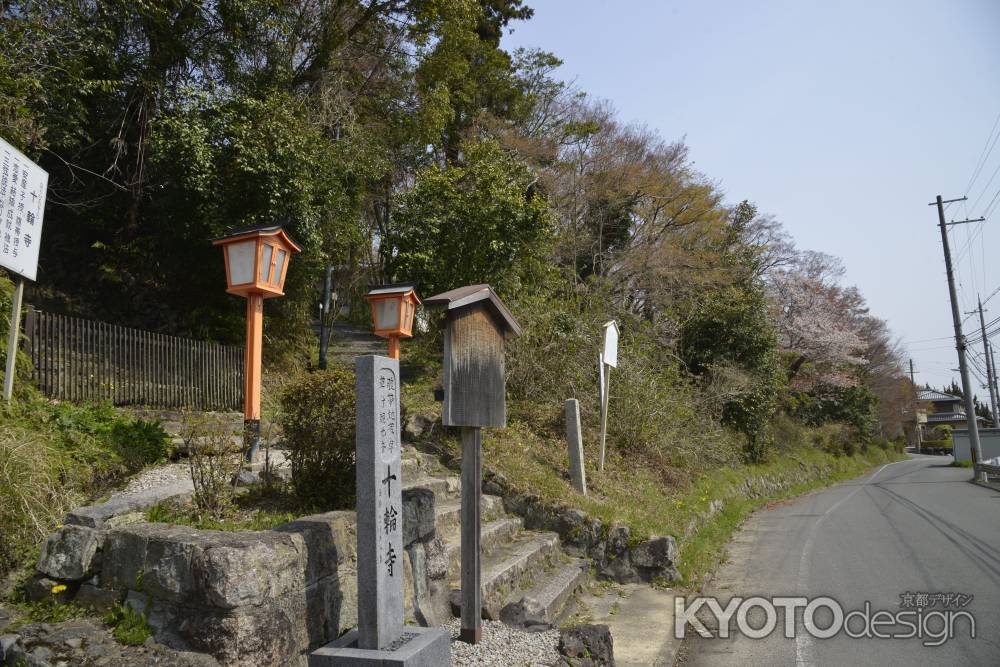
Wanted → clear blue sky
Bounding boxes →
[503,0,1000,402]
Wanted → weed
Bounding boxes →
[104,602,153,646]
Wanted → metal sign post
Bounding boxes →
[598,320,619,471]
[0,137,49,404]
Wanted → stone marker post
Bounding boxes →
[356,355,404,649]
[309,355,450,666]
[565,399,587,495]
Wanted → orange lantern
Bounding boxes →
[364,284,421,360]
[213,224,301,460]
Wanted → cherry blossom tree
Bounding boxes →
[768,252,867,389]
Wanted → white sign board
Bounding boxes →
[0,138,47,281]
[602,320,620,368]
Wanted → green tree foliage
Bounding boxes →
[385,139,551,296]
[794,383,879,445]
[679,285,784,462]
[0,0,535,340]
[0,0,908,476]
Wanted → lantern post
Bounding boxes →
[364,284,421,360]
[213,224,301,460]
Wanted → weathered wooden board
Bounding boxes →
[442,303,506,428]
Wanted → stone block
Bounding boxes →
[309,626,451,667]
[558,624,614,666]
[1,634,20,661]
[37,525,103,581]
[630,536,677,569]
[499,596,551,631]
[175,604,298,666]
[75,583,123,613]
[274,511,356,586]
[402,487,435,547]
[65,479,193,529]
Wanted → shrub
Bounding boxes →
[813,423,856,457]
[182,417,243,519]
[280,366,356,509]
[109,417,170,472]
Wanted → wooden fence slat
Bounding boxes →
[22,308,245,411]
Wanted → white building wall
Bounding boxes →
[952,428,1000,463]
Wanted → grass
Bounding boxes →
[674,445,900,585]
[145,485,309,531]
[1,398,170,577]
[951,459,973,468]
[5,597,90,632]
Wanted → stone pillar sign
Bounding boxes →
[356,355,404,648]
[565,399,587,495]
[310,356,450,666]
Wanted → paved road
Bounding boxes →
[679,455,1000,666]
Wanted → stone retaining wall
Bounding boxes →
[33,492,444,666]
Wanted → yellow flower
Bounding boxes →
[55,524,63,529]
[51,584,67,594]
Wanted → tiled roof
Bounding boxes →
[918,389,961,402]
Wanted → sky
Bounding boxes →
[502,0,1000,403]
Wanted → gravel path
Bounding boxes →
[110,462,191,499]
[446,618,560,666]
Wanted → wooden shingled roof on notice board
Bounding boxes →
[424,284,523,337]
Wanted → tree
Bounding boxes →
[679,284,784,462]
[768,252,866,389]
[385,138,552,297]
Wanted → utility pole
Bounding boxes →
[990,340,1000,426]
[910,359,922,453]
[318,266,334,370]
[976,297,1000,428]
[932,195,986,481]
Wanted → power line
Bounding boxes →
[969,160,1000,214]
[965,109,1000,196]
[983,186,1000,220]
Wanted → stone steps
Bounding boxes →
[440,516,524,573]
[402,474,458,499]
[433,494,505,531]
[511,558,589,626]
[403,443,590,631]
[449,531,562,619]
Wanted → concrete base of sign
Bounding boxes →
[308,626,451,667]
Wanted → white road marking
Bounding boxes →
[793,458,913,666]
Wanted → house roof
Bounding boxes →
[918,389,961,403]
[424,284,522,336]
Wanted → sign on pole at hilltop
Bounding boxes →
[598,320,620,471]
[602,320,619,368]
[0,137,48,281]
